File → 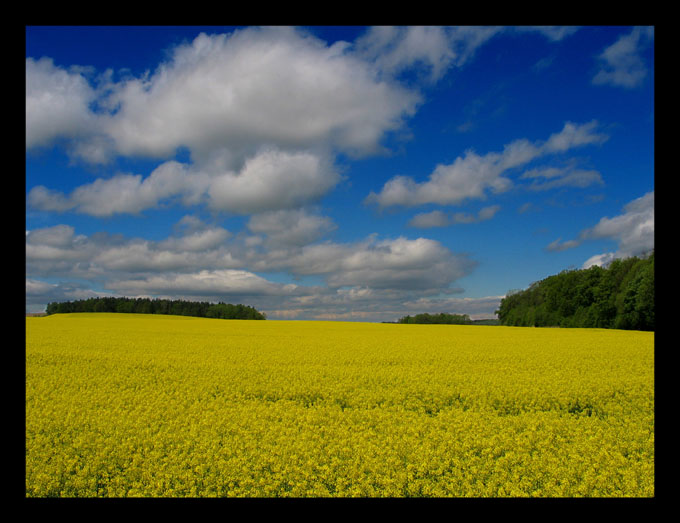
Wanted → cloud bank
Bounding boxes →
[26,217,482,319]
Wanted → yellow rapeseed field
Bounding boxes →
[25,313,654,497]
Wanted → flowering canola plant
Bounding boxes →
[26,313,654,497]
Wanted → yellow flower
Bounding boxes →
[26,314,654,497]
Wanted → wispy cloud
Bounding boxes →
[353,26,504,83]
[512,26,580,42]
[366,121,609,209]
[521,165,604,191]
[592,26,654,88]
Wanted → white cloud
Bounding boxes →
[247,208,336,247]
[27,148,340,217]
[26,221,240,278]
[580,191,654,256]
[28,28,600,223]
[25,225,93,270]
[91,240,233,273]
[207,148,340,214]
[582,252,617,269]
[158,227,231,252]
[353,26,577,84]
[266,236,478,293]
[31,26,579,166]
[592,26,654,88]
[542,121,609,153]
[367,121,608,208]
[37,27,420,166]
[545,191,654,265]
[353,26,502,82]
[26,57,99,149]
[27,161,207,217]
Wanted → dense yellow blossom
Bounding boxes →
[26,313,654,497]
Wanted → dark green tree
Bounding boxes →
[496,252,653,330]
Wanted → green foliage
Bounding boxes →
[45,297,266,320]
[397,312,472,325]
[496,252,653,331]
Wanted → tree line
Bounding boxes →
[45,297,267,320]
[495,251,653,330]
[397,312,472,325]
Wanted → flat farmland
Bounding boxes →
[25,313,654,497]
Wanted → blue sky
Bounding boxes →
[26,26,655,320]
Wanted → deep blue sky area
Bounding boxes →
[25,26,655,320]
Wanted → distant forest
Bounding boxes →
[45,297,267,320]
[397,313,472,325]
[495,252,653,330]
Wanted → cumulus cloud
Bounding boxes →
[545,191,654,266]
[580,191,654,260]
[247,208,336,247]
[366,121,608,208]
[27,161,206,217]
[27,28,596,222]
[592,26,654,88]
[26,57,99,149]
[263,235,478,293]
[207,149,340,214]
[31,26,583,319]
[28,149,340,217]
[25,225,96,279]
[27,27,421,167]
[26,221,240,279]
[28,26,580,166]
[158,226,231,253]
